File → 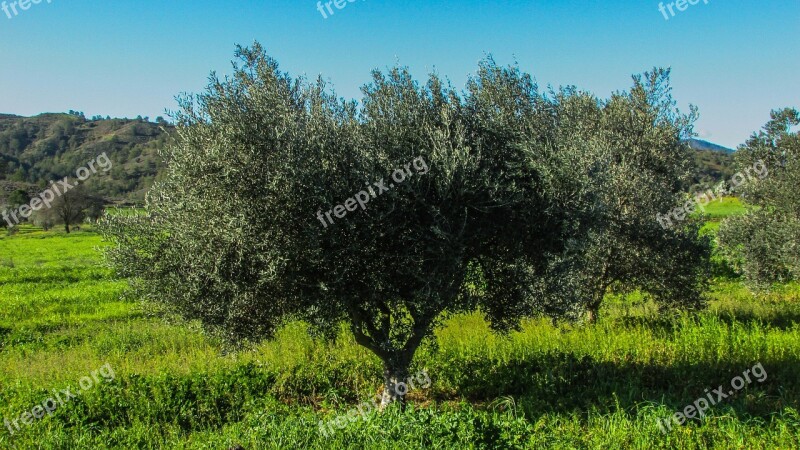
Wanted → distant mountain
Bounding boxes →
[688,138,735,154]
[0,112,172,204]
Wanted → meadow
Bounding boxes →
[0,200,799,449]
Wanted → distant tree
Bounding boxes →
[85,197,106,223]
[30,208,55,231]
[51,185,89,233]
[10,168,27,182]
[718,108,800,288]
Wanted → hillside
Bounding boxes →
[688,138,734,154]
[0,112,172,204]
[687,139,736,191]
[0,113,738,204]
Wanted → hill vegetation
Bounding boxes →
[0,116,735,208]
[687,139,736,190]
[0,112,172,205]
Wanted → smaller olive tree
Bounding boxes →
[472,68,710,322]
[520,70,711,324]
[85,197,106,223]
[718,108,800,288]
[29,208,55,231]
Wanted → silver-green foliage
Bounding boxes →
[102,45,710,398]
[546,70,711,322]
[718,108,800,288]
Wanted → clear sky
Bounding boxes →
[0,0,797,148]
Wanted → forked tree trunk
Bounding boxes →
[349,310,433,411]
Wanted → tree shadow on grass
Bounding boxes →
[439,351,797,421]
[615,306,800,334]
[713,308,800,331]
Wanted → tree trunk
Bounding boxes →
[587,287,606,324]
[380,358,411,410]
[587,305,599,324]
[587,295,602,324]
[64,223,71,234]
[349,308,433,411]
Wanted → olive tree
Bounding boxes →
[102,45,593,407]
[540,70,711,323]
[102,44,707,408]
[462,69,710,326]
[458,62,601,327]
[718,108,800,288]
[30,208,55,231]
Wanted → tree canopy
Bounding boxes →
[530,70,710,323]
[718,108,800,288]
[103,44,710,406]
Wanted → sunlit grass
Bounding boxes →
[698,196,749,220]
[0,226,798,448]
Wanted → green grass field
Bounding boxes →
[1,201,799,449]
[698,196,749,220]
[697,197,750,234]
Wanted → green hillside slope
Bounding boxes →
[0,112,737,205]
[0,112,172,204]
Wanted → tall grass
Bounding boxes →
[0,226,798,448]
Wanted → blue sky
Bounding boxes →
[0,0,797,148]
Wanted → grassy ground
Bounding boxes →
[698,196,749,220]
[1,204,799,449]
[697,197,751,236]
